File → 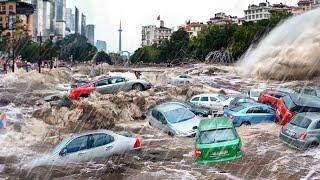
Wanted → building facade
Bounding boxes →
[0,0,34,37]
[85,24,94,45]
[208,12,238,25]
[65,7,73,34]
[74,6,79,34]
[244,2,271,22]
[96,40,107,52]
[141,20,172,46]
[81,13,86,36]
[183,22,205,38]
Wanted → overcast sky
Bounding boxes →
[66,0,299,53]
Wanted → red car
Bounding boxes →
[258,90,290,107]
[70,76,151,100]
[276,93,320,126]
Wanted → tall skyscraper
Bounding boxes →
[65,8,75,34]
[85,24,95,45]
[55,0,66,38]
[118,21,122,53]
[75,6,79,34]
[81,13,86,36]
[96,40,107,52]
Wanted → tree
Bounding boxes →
[93,51,112,64]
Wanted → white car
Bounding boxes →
[248,88,266,101]
[169,75,193,84]
[190,93,232,110]
[22,130,141,169]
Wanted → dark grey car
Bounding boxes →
[280,112,320,150]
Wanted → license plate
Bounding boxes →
[286,129,296,137]
[211,150,228,156]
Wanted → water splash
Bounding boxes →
[237,8,320,80]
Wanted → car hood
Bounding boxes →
[169,116,200,134]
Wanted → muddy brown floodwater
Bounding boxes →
[0,64,319,179]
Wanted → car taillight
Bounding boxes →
[133,138,141,148]
[194,147,202,158]
[229,115,235,120]
[300,132,308,140]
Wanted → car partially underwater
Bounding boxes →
[22,130,141,169]
[224,102,276,127]
[194,117,243,164]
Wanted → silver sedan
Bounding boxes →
[22,130,141,169]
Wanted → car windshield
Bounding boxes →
[218,95,228,101]
[164,108,195,123]
[231,105,246,112]
[52,137,72,154]
[282,95,297,111]
[290,115,312,129]
[197,128,237,144]
[251,90,261,97]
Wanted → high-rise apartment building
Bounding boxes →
[85,24,95,45]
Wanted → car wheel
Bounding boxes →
[132,84,144,91]
[168,131,174,136]
[148,122,151,126]
[80,94,89,98]
[240,121,251,126]
[309,142,319,149]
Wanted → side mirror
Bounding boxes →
[59,148,67,157]
[192,126,198,130]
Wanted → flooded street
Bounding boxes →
[0,64,319,179]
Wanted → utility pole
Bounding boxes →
[12,39,14,72]
[38,32,42,73]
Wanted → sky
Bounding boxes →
[66,0,299,53]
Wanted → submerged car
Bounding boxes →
[23,130,141,169]
[163,101,214,117]
[70,76,151,100]
[276,93,320,126]
[280,112,320,150]
[258,89,293,108]
[149,103,200,137]
[228,94,256,109]
[169,74,193,84]
[224,103,276,127]
[194,117,243,164]
[190,93,232,110]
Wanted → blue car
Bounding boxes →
[224,103,276,127]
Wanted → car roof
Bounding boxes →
[296,112,320,121]
[198,117,233,131]
[155,103,186,113]
[240,102,270,108]
[192,93,222,97]
[289,93,320,108]
[67,129,115,139]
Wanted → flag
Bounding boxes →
[157,15,160,21]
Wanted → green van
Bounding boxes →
[194,117,244,164]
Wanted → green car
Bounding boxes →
[194,117,244,164]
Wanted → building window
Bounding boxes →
[9,5,13,11]
[260,14,262,18]
[0,16,2,21]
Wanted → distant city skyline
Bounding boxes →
[66,0,299,53]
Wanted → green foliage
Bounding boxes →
[55,34,98,62]
[93,51,112,64]
[132,11,292,63]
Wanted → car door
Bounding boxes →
[190,97,200,106]
[55,135,90,164]
[109,78,128,93]
[246,107,263,124]
[199,96,211,108]
[210,96,222,110]
[94,79,113,94]
[308,121,320,143]
[88,133,116,161]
